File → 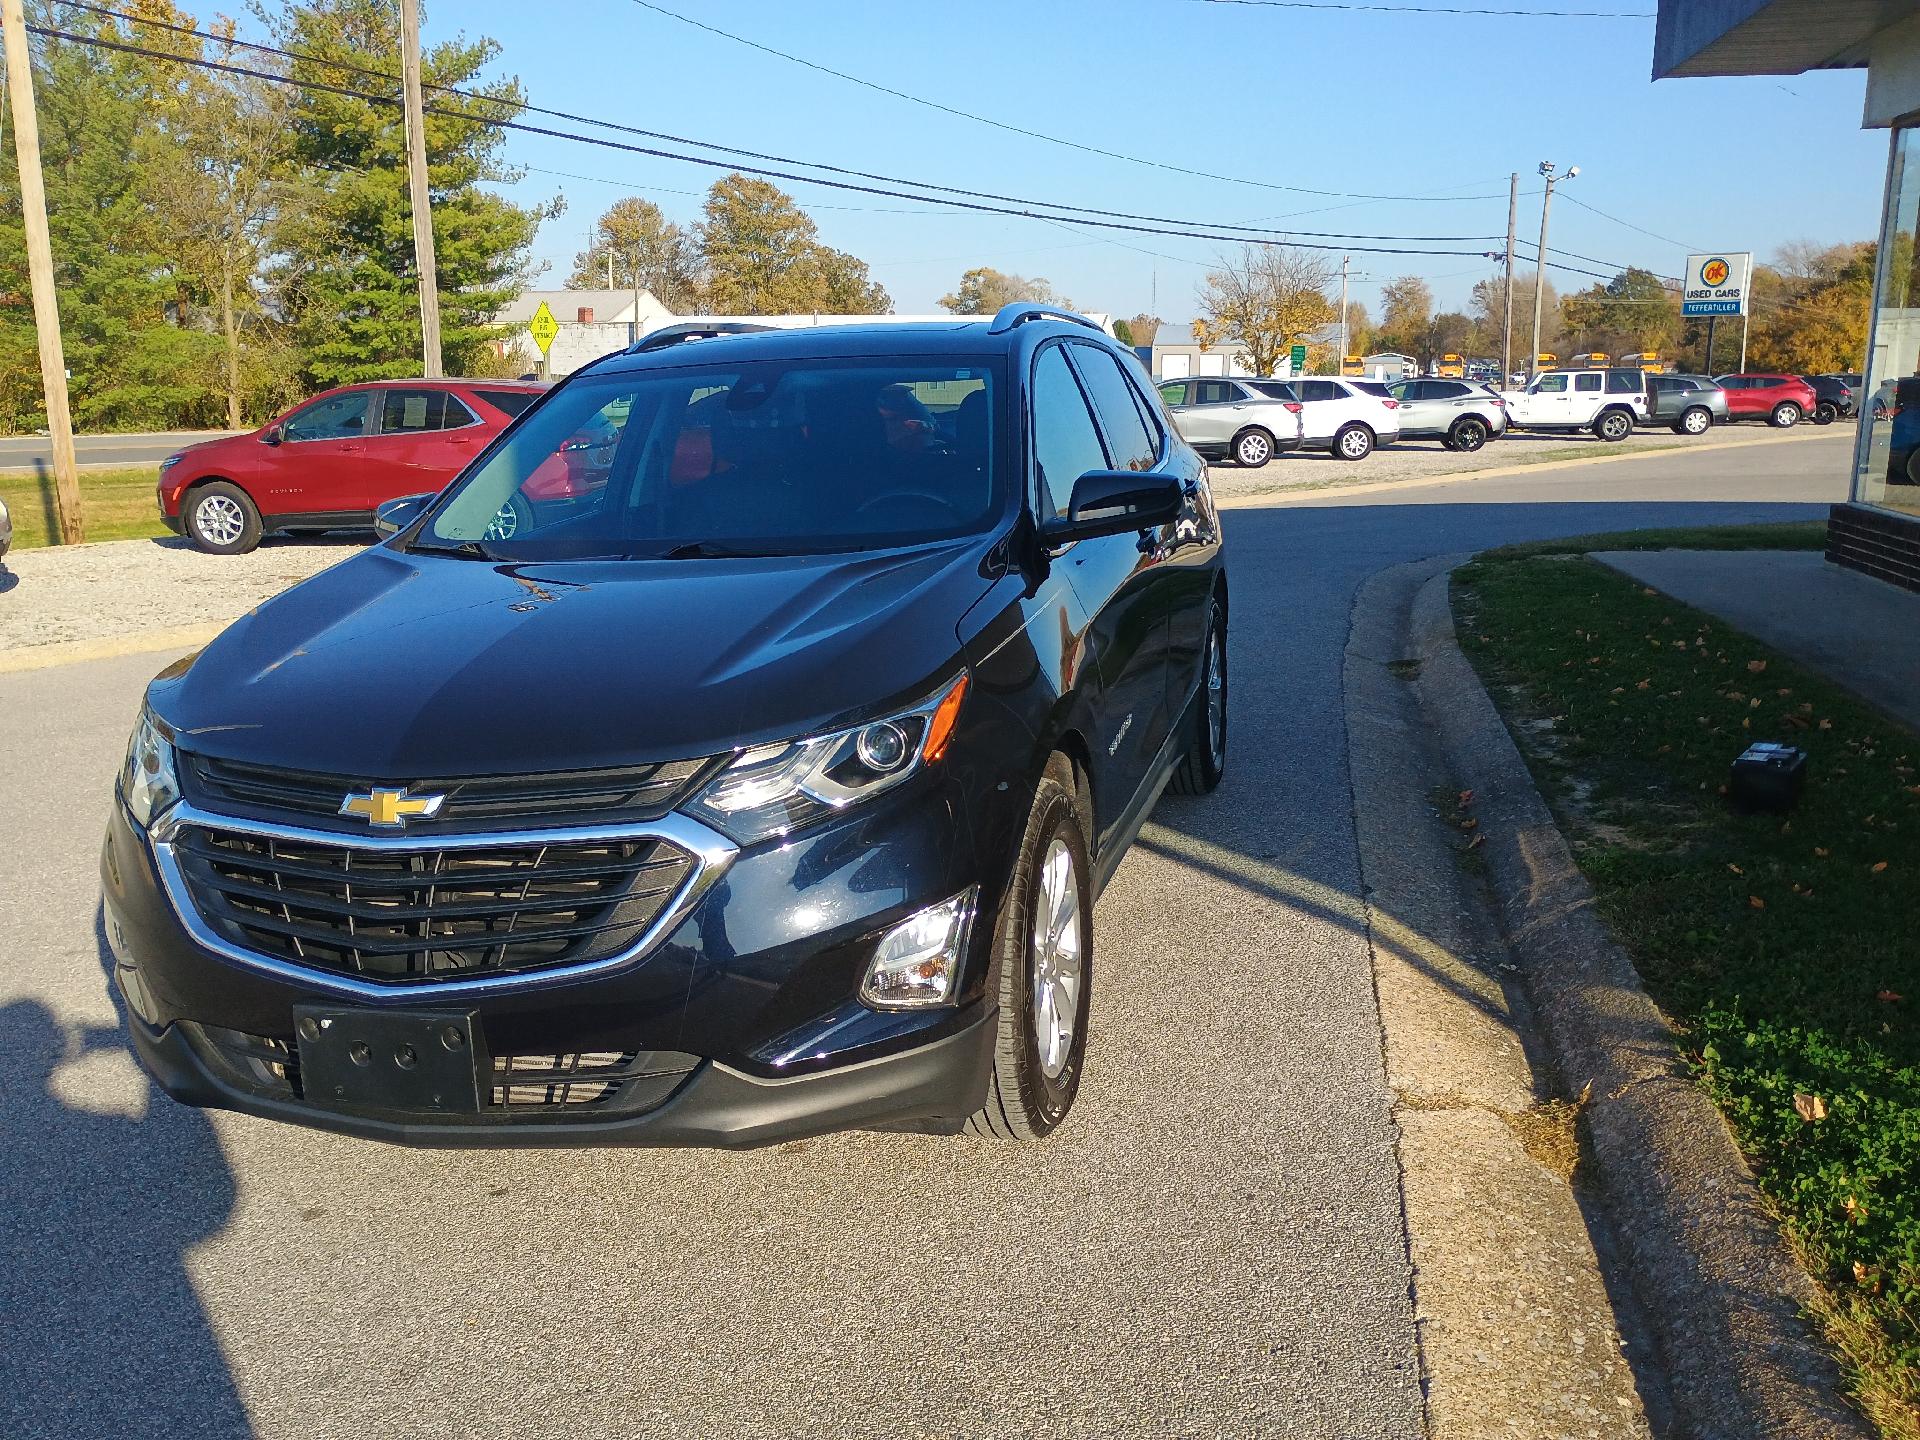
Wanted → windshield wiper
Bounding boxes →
[410,539,504,561]
[650,540,788,560]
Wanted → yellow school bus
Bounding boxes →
[1573,351,1611,367]
[1340,354,1365,377]
[1437,352,1465,378]
[1616,351,1665,373]
[1535,353,1558,371]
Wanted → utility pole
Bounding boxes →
[1502,171,1518,383]
[1529,160,1578,382]
[1705,315,1718,375]
[1338,255,1349,375]
[1739,309,1750,372]
[1,0,81,544]
[399,0,442,377]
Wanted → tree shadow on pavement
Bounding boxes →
[0,930,248,1436]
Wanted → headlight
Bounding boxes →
[685,675,968,845]
[121,707,181,828]
[158,453,184,472]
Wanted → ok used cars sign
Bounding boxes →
[1681,252,1753,316]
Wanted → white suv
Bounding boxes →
[1499,368,1646,441]
[1249,376,1402,460]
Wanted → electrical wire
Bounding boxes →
[621,0,1524,203]
[52,0,1516,244]
[1558,192,1700,252]
[30,22,1528,262]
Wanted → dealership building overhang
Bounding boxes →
[1655,0,1920,590]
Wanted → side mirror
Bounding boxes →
[1039,470,1182,547]
[373,492,435,538]
[260,425,283,446]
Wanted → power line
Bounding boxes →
[621,0,1523,203]
[1192,0,1651,16]
[32,23,1518,262]
[1558,192,1700,252]
[53,0,1516,245]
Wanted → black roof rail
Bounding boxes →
[626,321,776,354]
[985,303,1104,336]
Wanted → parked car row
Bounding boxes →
[1154,367,1846,468]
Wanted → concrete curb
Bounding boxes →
[1214,425,1836,509]
[1409,566,1872,1439]
[0,624,221,675]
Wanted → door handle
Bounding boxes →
[338,442,364,452]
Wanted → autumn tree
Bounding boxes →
[1469,274,1561,364]
[1193,245,1337,376]
[1749,242,1875,373]
[1559,268,1679,360]
[1372,276,1432,357]
[569,197,701,310]
[699,174,889,314]
[1342,300,1371,356]
[939,267,1068,314]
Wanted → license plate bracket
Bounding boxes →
[294,1005,488,1115]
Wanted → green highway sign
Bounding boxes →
[1289,343,1307,372]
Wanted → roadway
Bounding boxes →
[0,429,239,472]
[0,435,1847,1437]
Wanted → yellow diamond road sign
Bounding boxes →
[528,300,559,355]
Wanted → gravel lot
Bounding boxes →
[0,535,356,653]
[1205,421,1838,503]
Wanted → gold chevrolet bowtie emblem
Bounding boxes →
[338,786,446,828]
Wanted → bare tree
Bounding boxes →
[1194,246,1338,375]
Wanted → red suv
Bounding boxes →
[159,378,547,554]
[1713,373,1817,428]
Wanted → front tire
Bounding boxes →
[1771,402,1802,428]
[968,757,1092,1141]
[185,481,263,555]
[1232,427,1275,468]
[1333,423,1374,461]
[1170,600,1227,795]
[1449,416,1489,452]
[1594,408,1634,442]
[1676,406,1711,436]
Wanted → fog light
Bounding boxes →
[860,888,976,1010]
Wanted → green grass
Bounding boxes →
[1482,520,1830,561]
[0,467,170,549]
[1455,543,1920,1436]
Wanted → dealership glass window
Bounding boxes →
[1853,126,1920,518]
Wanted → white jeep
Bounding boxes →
[1499,368,1647,442]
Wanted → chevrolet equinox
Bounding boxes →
[101,306,1229,1147]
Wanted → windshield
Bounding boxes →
[420,357,1002,560]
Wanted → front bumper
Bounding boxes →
[100,760,1024,1146]
[121,1003,994,1149]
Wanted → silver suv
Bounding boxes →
[1387,378,1509,452]
[1155,377,1305,467]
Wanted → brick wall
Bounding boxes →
[1827,502,1920,593]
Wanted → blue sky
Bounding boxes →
[446,0,1887,323]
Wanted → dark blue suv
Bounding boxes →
[101,305,1229,1147]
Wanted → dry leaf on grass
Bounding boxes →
[1747,659,1768,673]
[1794,1093,1828,1122]
[1748,895,1766,910]
[1878,990,1904,1004]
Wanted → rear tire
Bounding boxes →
[1676,406,1711,436]
[1813,401,1838,425]
[968,757,1093,1141]
[185,481,263,555]
[1333,423,1374,461]
[1770,402,1802,428]
[1232,427,1275,468]
[1594,408,1634,442]
[1449,416,1489,452]
[1170,599,1227,796]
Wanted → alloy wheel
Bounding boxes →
[1205,627,1226,765]
[1029,837,1083,1082]
[1236,431,1271,467]
[195,495,245,547]
[1339,428,1370,459]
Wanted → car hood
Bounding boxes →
[152,540,994,777]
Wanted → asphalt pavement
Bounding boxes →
[0,429,238,472]
[0,436,1844,1438]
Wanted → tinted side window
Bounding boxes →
[282,391,369,442]
[474,388,540,418]
[379,388,472,434]
[1432,381,1470,399]
[1194,380,1238,405]
[1158,381,1191,407]
[1298,380,1340,402]
[1248,381,1297,401]
[1535,374,1569,394]
[1575,373,1604,393]
[1605,370,1642,394]
[1032,347,1108,521]
[1071,346,1158,472]
[1352,380,1394,398]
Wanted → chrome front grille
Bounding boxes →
[172,825,696,986]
